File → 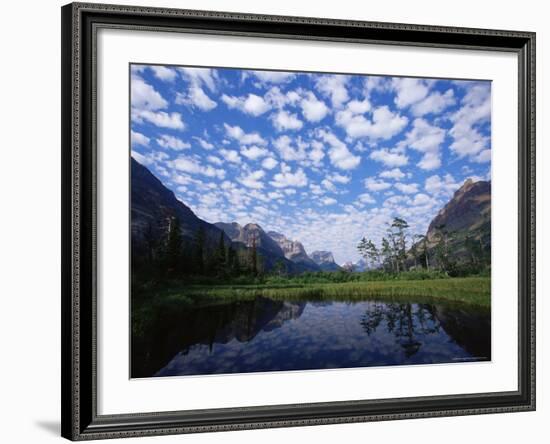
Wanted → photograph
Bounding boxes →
[130,64,492,378]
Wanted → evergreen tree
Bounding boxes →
[194,225,206,274]
[165,216,183,276]
[250,233,258,275]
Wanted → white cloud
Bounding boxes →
[299,92,329,122]
[364,177,392,191]
[193,137,214,150]
[241,145,269,161]
[273,135,307,161]
[176,86,217,111]
[358,193,376,204]
[317,130,360,170]
[171,156,225,180]
[335,105,408,140]
[150,66,177,82]
[379,168,405,180]
[270,163,308,188]
[251,70,295,84]
[315,75,349,108]
[309,141,325,166]
[239,170,265,189]
[131,150,152,166]
[424,174,460,197]
[221,93,271,116]
[178,67,217,91]
[412,193,437,206]
[156,134,190,150]
[473,148,491,163]
[401,118,445,170]
[261,157,278,170]
[329,173,351,184]
[206,155,223,166]
[321,179,336,192]
[392,78,429,108]
[321,197,337,206]
[224,124,267,146]
[364,76,392,96]
[131,75,168,110]
[219,149,242,164]
[449,82,491,159]
[411,89,456,116]
[271,110,303,131]
[132,109,185,130]
[394,182,419,194]
[131,130,150,147]
[369,149,408,167]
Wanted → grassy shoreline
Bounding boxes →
[135,277,491,308]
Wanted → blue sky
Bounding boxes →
[130,64,491,265]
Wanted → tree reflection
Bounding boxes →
[360,302,442,358]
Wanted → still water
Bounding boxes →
[132,297,490,378]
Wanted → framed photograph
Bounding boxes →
[61,2,535,440]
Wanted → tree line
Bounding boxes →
[134,216,265,280]
[357,217,490,276]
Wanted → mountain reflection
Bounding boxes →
[131,296,490,378]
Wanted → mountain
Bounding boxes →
[131,157,229,258]
[421,178,491,267]
[214,222,305,273]
[426,179,491,243]
[310,251,341,271]
[214,222,285,258]
[267,231,320,271]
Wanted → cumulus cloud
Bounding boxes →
[170,156,225,180]
[394,182,419,194]
[156,134,190,150]
[392,78,429,108]
[178,67,218,91]
[321,197,337,206]
[150,65,177,82]
[251,70,295,84]
[369,149,408,167]
[411,89,456,116]
[401,118,445,170]
[131,130,150,147]
[449,82,491,160]
[424,174,460,197]
[335,105,408,140]
[358,193,376,204]
[219,149,242,164]
[271,110,303,131]
[132,109,185,129]
[131,75,168,111]
[315,75,349,108]
[261,157,278,170]
[221,93,271,116]
[193,137,214,150]
[299,92,329,122]
[224,124,267,145]
[270,163,308,188]
[238,170,265,189]
[239,145,269,161]
[317,130,360,170]
[273,135,307,161]
[176,86,217,111]
[364,177,392,192]
[379,168,406,180]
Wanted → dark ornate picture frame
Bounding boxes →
[61,2,535,440]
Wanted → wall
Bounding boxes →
[0,0,545,443]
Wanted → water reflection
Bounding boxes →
[131,296,490,378]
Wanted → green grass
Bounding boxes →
[136,277,490,308]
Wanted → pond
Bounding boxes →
[131,296,491,378]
